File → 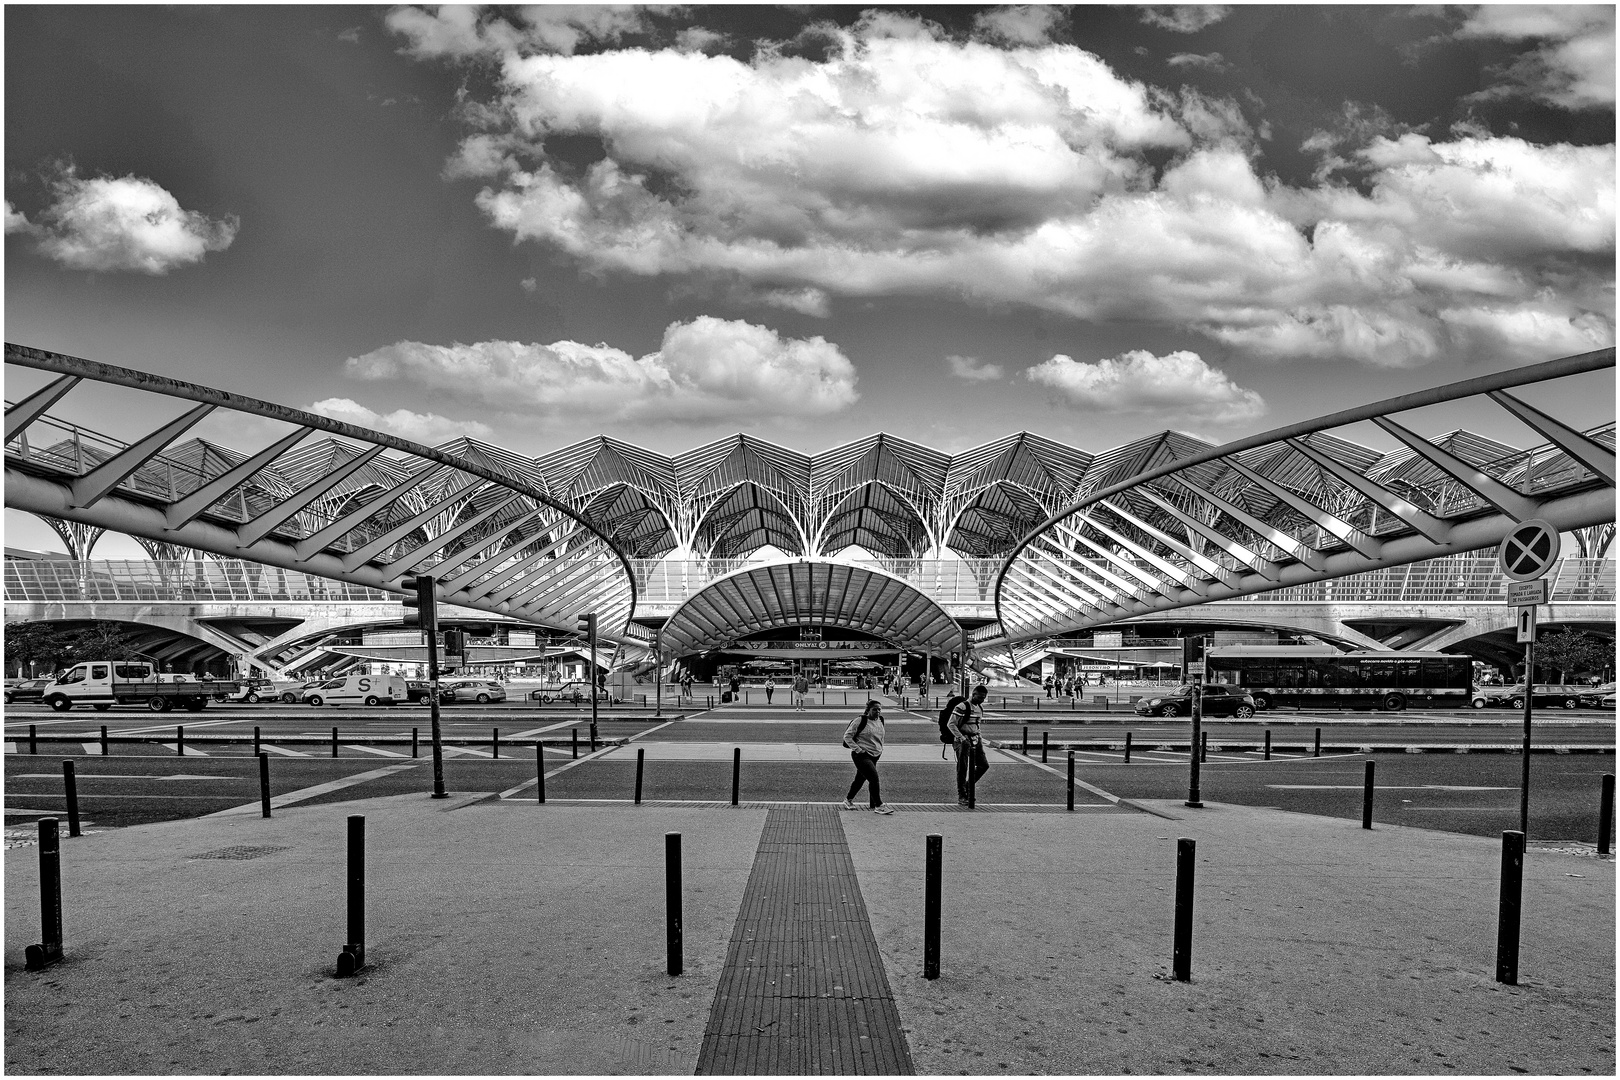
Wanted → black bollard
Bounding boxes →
[29,723,37,755]
[259,752,271,818]
[572,728,579,759]
[493,728,499,759]
[1263,729,1271,761]
[24,818,63,970]
[732,746,741,806]
[590,727,598,754]
[62,761,80,838]
[1600,774,1614,856]
[1496,830,1524,984]
[331,726,338,759]
[1124,731,1132,764]
[336,815,365,977]
[1067,751,1075,812]
[412,727,419,759]
[1173,837,1195,982]
[924,833,942,979]
[100,725,109,756]
[666,832,683,977]
[1314,727,1321,757]
[1362,760,1375,830]
[1042,730,1049,764]
[1200,730,1208,763]
[176,725,184,757]
[635,747,645,805]
[536,743,546,804]
[1022,726,1029,755]
[253,725,261,756]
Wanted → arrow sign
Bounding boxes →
[1497,518,1560,582]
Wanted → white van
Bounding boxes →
[302,674,407,706]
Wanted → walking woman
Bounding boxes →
[764,676,776,704]
[841,700,894,814]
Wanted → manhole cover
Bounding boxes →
[187,845,291,861]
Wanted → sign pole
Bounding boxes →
[1520,637,1533,837]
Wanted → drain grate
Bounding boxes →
[187,845,290,861]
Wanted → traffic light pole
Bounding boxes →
[427,615,446,799]
[1520,638,1534,837]
[589,623,599,742]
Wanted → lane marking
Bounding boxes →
[159,744,209,757]
[496,734,648,799]
[5,717,99,730]
[441,745,493,758]
[112,717,242,735]
[11,773,233,781]
[81,742,104,755]
[348,745,410,758]
[257,744,309,757]
[3,743,14,755]
[207,761,425,817]
[8,793,248,801]
[1268,784,1516,791]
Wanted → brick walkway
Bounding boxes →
[696,808,915,1075]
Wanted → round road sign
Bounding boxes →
[1497,518,1560,581]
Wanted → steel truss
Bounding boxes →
[992,349,1615,646]
[4,344,636,634]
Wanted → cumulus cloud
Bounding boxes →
[1026,349,1265,422]
[394,11,1614,367]
[972,6,1064,46]
[307,398,493,443]
[344,317,858,424]
[9,164,237,274]
[1139,6,1232,33]
[1457,5,1614,109]
[946,355,1004,382]
[388,5,656,59]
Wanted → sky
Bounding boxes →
[4,4,1615,557]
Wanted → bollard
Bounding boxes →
[336,815,365,976]
[1314,727,1321,757]
[1496,830,1524,984]
[177,725,184,757]
[536,742,546,804]
[259,752,271,818]
[253,725,261,756]
[62,761,80,838]
[1067,751,1075,812]
[30,723,37,755]
[590,728,598,754]
[1022,726,1029,755]
[572,728,579,759]
[924,834,942,979]
[1263,729,1270,761]
[411,727,419,759]
[1362,760,1375,829]
[1600,774,1614,856]
[1200,730,1208,763]
[1173,837,1195,982]
[732,747,741,806]
[635,747,645,805]
[1124,731,1132,764]
[666,832,683,977]
[331,726,338,759]
[100,725,108,757]
[24,818,63,970]
[493,728,499,759]
[1042,730,1049,764]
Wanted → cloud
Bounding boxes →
[399,14,1613,368]
[972,6,1064,46]
[387,5,656,59]
[306,398,493,444]
[336,26,361,44]
[1457,5,1614,109]
[1026,349,1266,422]
[1167,52,1228,70]
[344,316,858,424]
[1138,6,1232,33]
[946,355,1004,382]
[10,164,237,274]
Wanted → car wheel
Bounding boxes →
[1235,705,1255,718]
[308,695,324,707]
[149,696,169,712]
[1158,703,1180,717]
[282,692,298,703]
[1251,693,1271,711]
[1471,697,1487,709]
[364,695,380,707]
[245,692,259,704]
[1563,697,1578,709]
[540,694,553,704]
[1509,696,1526,710]
[93,703,112,712]
[48,696,72,712]
[1382,693,1405,711]
[476,693,490,704]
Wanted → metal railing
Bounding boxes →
[4,559,392,604]
[1217,555,1614,604]
[631,558,1002,605]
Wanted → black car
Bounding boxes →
[4,677,52,704]
[1134,684,1256,718]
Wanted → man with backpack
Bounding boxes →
[792,672,810,711]
[943,684,990,807]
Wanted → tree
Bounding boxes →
[1534,628,1614,683]
[3,621,152,676]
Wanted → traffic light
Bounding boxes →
[577,613,596,640]
[443,629,466,657]
[401,574,437,637]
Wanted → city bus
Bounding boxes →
[1205,645,1473,711]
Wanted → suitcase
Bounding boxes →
[721,691,732,703]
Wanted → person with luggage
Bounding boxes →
[947,684,990,807]
[842,700,893,814]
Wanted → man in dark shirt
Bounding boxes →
[947,684,990,807]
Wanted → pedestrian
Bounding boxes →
[842,700,893,814]
[765,676,776,704]
[948,684,991,807]
[792,671,810,711]
[1043,674,1054,698]
[729,673,741,702]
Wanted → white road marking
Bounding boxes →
[257,744,309,757]
[13,773,226,781]
[81,742,104,755]
[440,745,493,757]
[348,745,409,758]
[112,717,241,735]
[4,743,16,754]
[208,761,425,817]
[992,746,1123,806]
[159,744,209,757]
[1267,784,1517,791]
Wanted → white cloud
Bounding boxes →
[387,5,656,59]
[1139,6,1232,33]
[13,164,237,274]
[399,16,1613,368]
[1026,349,1266,422]
[306,398,493,444]
[1457,5,1614,109]
[946,355,1004,382]
[344,316,858,424]
[972,6,1063,46]
[1167,52,1228,70]
[337,26,361,44]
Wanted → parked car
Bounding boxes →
[1470,685,1507,709]
[279,680,322,704]
[214,678,276,703]
[405,680,433,703]
[527,680,607,704]
[5,677,53,704]
[1497,683,1587,710]
[1134,684,1256,718]
[303,674,408,707]
[1578,683,1615,709]
[439,680,506,704]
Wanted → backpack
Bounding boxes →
[843,712,870,749]
[937,694,966,744]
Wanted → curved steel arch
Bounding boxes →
[4,343,638,634]
[992,348,1616,646]
[659,559,962,657]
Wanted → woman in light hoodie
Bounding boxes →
[841,700,893,814]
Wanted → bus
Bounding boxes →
[1205,645,1473,712]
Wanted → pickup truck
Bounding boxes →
[41,661,237,713]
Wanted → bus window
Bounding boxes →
[1421,659,1450,687]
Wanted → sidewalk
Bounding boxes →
[5,791,1613,1075]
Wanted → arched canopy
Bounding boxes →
[659,559,961,657]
